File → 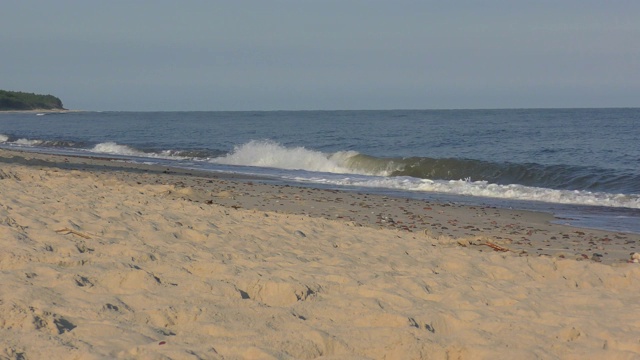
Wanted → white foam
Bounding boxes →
[15,138,44,146]
[210,140,359,174]
[294,175,640,209]
[0,134,8,143]
[91,142,145,156]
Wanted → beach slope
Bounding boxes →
[1,152,639,359]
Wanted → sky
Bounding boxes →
[2,1,639,111]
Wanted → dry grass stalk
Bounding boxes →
[55,228,91,239]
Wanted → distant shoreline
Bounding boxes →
[0,109,80,114]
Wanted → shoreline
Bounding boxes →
[2,148,638,265]
[1,147,640,358]
[0,109,80,114]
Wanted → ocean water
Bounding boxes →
[1,109,639,233]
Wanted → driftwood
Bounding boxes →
[55,228,91,239]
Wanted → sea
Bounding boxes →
[1,108,639,233]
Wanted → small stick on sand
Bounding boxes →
[483,241,510,252]
[55,228,92,239]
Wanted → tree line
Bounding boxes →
[0,89,65,110]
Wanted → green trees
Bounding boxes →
[0,90,65,110]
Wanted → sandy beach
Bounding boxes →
[1,148,639,359]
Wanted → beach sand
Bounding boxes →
[1,149,639,359]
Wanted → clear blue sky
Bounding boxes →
[2,1,638,111]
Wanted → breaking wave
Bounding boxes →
[210,140,360,174]
[1,136,638,208]
[208,140,639,194]
[389,157,640,194]
[91,142,147,157]
[0,135,82,148]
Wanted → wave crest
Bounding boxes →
[92,142,145,156]
[210,140,360,174]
